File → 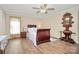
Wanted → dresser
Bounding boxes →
[20,32,26,39]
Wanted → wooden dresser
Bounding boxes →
[37,29,50,45]
[20,32,26,39]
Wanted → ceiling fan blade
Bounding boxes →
[32,7,40,9]
[36,11,40,13]
[47,8,55,10]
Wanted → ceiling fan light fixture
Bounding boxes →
[41,9,46,13]
[32,4,55,14]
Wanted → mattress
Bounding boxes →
[0,35,8,49]
[0,35,7,41]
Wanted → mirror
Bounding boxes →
[62,13,74,27]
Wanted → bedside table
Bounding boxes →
[20,32,26,38]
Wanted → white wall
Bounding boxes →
[5,15,42,34]
[20,16,42,31]
[0,9,6,34]
[41,6,79,43]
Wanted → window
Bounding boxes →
[10,17,20,34]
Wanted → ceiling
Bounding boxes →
[0,4,79,18]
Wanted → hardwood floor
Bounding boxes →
[5,38,79,54]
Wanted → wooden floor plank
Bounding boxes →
[5,38,79,54]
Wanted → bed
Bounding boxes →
[27,25,50,46]
[0,35,9,53]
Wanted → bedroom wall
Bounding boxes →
[5,15,42,34]
[41,6,79,43]
[0,9,6,35]
[21,17,42,31]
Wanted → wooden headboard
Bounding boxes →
[27,25,37,28]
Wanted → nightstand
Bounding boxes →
[20,32,26,38]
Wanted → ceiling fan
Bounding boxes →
[32,4,55,14]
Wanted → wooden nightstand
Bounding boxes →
[20,32,26,38]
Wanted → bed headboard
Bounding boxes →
[27,25,37,28]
